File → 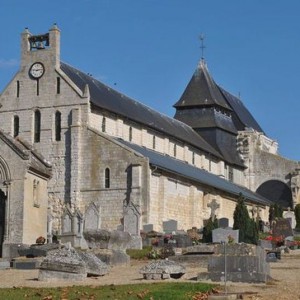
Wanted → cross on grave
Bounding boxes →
[207,199,220,221]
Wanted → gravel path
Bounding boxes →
[0,251,300,299]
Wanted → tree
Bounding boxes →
[202,217,218,243]
[233,193,258,244]
[295,204,300,231]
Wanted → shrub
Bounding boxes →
[233,193,258,244]
[202,217,218,243]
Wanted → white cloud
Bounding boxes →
[0,59,18,68]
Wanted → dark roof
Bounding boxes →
[174,108,237,134]
[60,62,222,159]
[219,87,264,133]
[173,61,231,111]
[0,130,51,178]
[117,138,270,206]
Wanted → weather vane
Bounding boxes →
[199,33,206,61]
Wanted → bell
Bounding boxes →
[36,42,45,49]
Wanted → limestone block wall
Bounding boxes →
[88,108,231,182]
[78,127,150,231]
[22,172,48,244]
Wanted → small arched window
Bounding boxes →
[102,117,106,132]
[153,135,156,149]
[55,111,61,141]
[34,110,41,143]
[129,126,132,141]
[192,152,195,165]
[13,115,19,138]
[105,168,110,188]
[173,144,177,157]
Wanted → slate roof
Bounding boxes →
[60,62,222,160]
[117,139,270,206]
[0,130,52,178]
[219,87,264,133]
[173,60,231,111]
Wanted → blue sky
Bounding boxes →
[1,1,300,160]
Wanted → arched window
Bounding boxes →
[105,168,110,188]
[173,144,177,157]
[13,115,19,138]
[192,152,195,165]
[34,110,41,143]
[55,111,61,141]
[129,126,132,141]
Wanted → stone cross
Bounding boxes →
[207,199,220,221]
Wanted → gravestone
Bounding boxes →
[218,218,229,228]
[212,228,239,244]
[207,199,220,221]
[163,219,178,233]
[62,213,72,233]
[123,203,140,235]
[283,210,296,229]
[143,224,154,233]
[273,219,293,239]
[84,202,100,231]
[198,244,270,283]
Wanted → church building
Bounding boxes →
[0,25,299,257]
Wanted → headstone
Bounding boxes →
[283,210,296,229]
[201,244,270,283]
[140,260,185,280]
[123,203,140,235]
[163,219,178,233]
[62,211,73,234]
[143,224,154,233]
[77,251,109,276]
[173,234,193,248]
[212,228,239,244]
[273,219,293,239]
[84,202,100,231]
[207,199,220,221]
[218,218,229,228]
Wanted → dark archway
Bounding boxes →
[256,180,293,209]
[0,190,6,257]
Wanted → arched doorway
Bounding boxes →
[256,180,293,208]
[0,190,6,257]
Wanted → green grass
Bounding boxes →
[0,282,216,300]
[126,246,152,260]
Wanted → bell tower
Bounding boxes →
[21,24,61,69]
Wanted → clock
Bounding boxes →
[29,62,45,79]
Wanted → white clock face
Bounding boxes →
[29,62,45,79]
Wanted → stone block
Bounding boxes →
[140,260,185,280]
[92,249,130,266]
[0,260,10,269]
[77,251,109,276]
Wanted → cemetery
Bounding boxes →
[0,197,300,299]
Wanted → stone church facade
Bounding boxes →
[0,25,299,257]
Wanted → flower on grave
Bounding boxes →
[36,236,46,244]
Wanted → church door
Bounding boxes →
[0,190,6,257]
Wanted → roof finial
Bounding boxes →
[199,33,206,62]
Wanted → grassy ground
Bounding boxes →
[0,282,217,300]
